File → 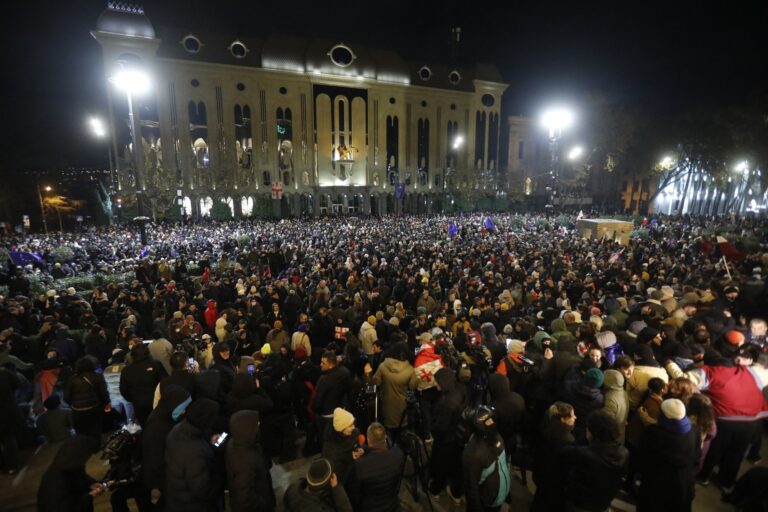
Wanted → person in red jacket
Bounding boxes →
[666,347,768,491]
[204,300,218,331]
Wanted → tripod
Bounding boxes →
[395,395,434,511]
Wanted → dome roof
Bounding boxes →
[96,2,156,39]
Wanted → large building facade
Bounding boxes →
[92,3,509,218]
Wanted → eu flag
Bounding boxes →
[448,222,458,238]
[483,217,496,230]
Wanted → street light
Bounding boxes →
[37,184,52,234]
[109,62,151,245]
[452,135,464,150]
[88,116,118,224]
[567,145,584,161]
[541,106,575,209]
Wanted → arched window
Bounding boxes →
[262,170,271,186]
[241,196,254,216]
[189,101,209,168]
[199,196,213,216]
[234,104,253,169]
[475,111,486,169]
[417,118,429,185]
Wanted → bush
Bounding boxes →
[630,228,651,240]
[211,201,233,221]
[554,214,572,227]
[535,218,552,231]
[164,204,182,222]
[237,234,251,248]
[51,246,75,262]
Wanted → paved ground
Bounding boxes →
[3,430,764,511]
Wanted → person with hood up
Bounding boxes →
[226,410,276,512]
[462,405,511,512]
[488,373,524,452]
[215,313,229,342]
[210,342,236,395]
[359,315,378,356]
[164,398,223,512]
[561,410,629,512]
[119,343,166,426]
[627,344,669,409]
[480,322,507,369]
[638,399,700,512]
[204,300,218,331]
[531,402,576,512]
[601,369,629,444]
[37,435,102,512]
[64,356,110,442]
[429,367,469,502]
[372,342,418,431]
[141,385,192,508]
[283,458,353,512]
[225,372,273,417]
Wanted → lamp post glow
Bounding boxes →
[109,62,150,244]
[567,146,583,161]
[541,107,574,209]
[88,116,118,224]
[37,184,52,234]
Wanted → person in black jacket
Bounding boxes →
[64,357,110,442]
[260,352,296,461]
[487,373,524,453]
[462,405,511,512]
[0,366,22,473]
[562,410,629,512]
[119,343,166,426]
[164,398,223,512]
[157,351,197,399]
[37,435,102,512]
[141,384,191,509]
[226,410,276,512]
[210,342,236,395]
[429,367,468,502]
[560,367,605,443]
[530,401,576,512]
[323,407,361,483]
[312,351,351,448]
[638,398,700,512]
[284,458,353,512]
[345,422,405,512]
[226,373,273,417]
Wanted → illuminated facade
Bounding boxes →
[92,3,508,218]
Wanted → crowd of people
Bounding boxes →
[0,212,766,512]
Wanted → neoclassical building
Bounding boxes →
[92,3,509,218]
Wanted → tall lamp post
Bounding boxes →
[37,184,52,234]
[541,107,574,211]
[109,62,150,245]
[89,117,117,224]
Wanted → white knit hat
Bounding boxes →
[661,399,686,421]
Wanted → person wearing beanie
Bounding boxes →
[561,367,605,443]
[164,398,222,512]
[283,457,352,512]
[37,394,73,443]
[359,315,379,356]
[665,350,768,491]
[723,330,745,348]
[638,398,700,512]
[226,410,276,512]
[322,408,360,483]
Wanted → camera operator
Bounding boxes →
[102,424,153,512]
[344,422,405,512]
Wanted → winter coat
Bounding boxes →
[0,368,22,430]
[312,365,351,416]
[119,358,165,414]
[204,301,218,330]
[638,423,700,512]
[142,385,191,489]
[164,403,221,512]
[226,373,274,416]
[532,416,575,511]
[291,331,312,356]
[37,436,100,512]
[359,321,378,355]
[432,368,468,445]
[323,428,360,482]
[148,338,174,375]
[372,357,418,428]
[462,432,511,511]
[215,317,229,342]
[561,379,605,442]
[562,441,629,511]
[627,364,669,409]
[345,445,405,512]
[488,373,524,446]
[283,478,353,512]
[601,369,629,444]
[226,410,275,512]
[64,371,109,411]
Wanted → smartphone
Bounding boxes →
[247,364,255,375]
[188,357,195,372]
[214,432,228,447]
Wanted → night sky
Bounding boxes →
[3,0,767,174]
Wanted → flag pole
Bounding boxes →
[722,255,732,281]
